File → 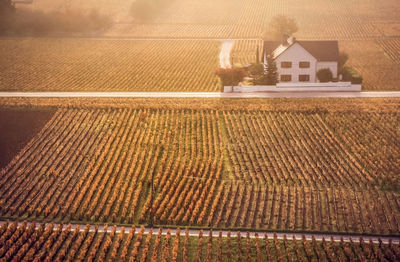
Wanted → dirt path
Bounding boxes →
[219,40,234,68]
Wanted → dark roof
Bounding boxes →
[263,40,339,62]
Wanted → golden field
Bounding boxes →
[0,39,220,92]
[1,38,399,91]
[5,0,400,91]
[25,0,400,39]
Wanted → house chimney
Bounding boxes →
[282,34,289,46]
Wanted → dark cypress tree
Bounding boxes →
[256,45,260,64]
[256,55,278,85]
[265,55,279,84]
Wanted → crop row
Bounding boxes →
[0,108,223,226]
[231,40,264,66]
[208,183,400,235]
[339,40,400,91]
[324,111,400,190]
[0,221,399,261]
[0,108,399,234]
[222,110,373,187]
[24,0,400,40]
[105,0,394,39]
[377,39,400,63]
[0,39,220,92]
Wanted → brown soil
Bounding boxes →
[0,109,55,169]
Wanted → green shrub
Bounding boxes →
[341,66,362,84]
[216,67,247,86]
[316,68,333,82]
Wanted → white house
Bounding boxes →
[263,36,339,83]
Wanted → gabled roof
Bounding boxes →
[263,40,339,62]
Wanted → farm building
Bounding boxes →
[263,36,339,83]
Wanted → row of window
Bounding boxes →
[280,74,310,82]
[281,61,310,68]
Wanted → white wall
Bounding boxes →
[275,43,317,82]
[224,82,362,92]
[316,62,338,78]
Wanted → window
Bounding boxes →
[299,61,310,68]
[280,75,292,82]
[281,61,292,68]
[299,75,310,82]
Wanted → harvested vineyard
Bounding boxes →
[0,221,399,261]
[0,103,399,235]
[0,39,220,92]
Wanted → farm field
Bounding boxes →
[0,39,220,92]
[1,37,399,91]
[0,98,399,235]
[103,0,399,39]
[15,0,400,92]
[340,40,400,91]
[22,0,399,39]
[2,0,400,259]
[0,222,399,261]
[25,0,132,22]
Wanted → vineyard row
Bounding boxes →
[0,108,399,234]
[0,221,399,261]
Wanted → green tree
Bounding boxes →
[317,68,333,82]
[338,51,349,73]
[256,55,278,85]
[248,63,264,77]
[267,15,298,40]
[256,45,260,64]
[216,67,247,86]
